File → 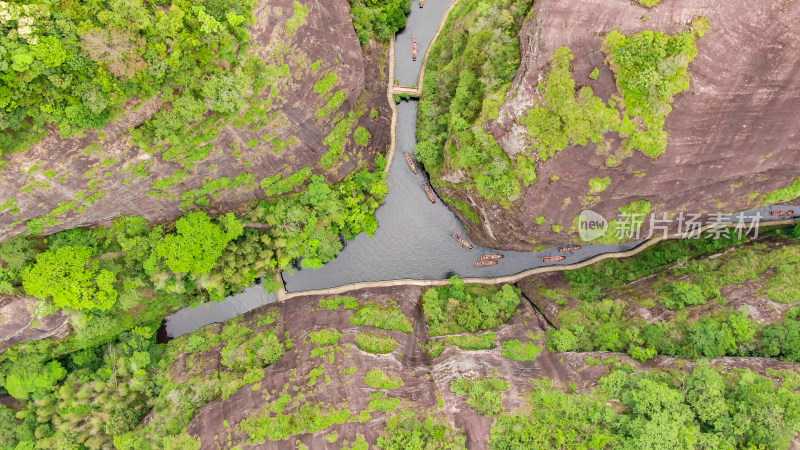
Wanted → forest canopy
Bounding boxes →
[0,0,256,154]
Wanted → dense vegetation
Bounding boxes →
[562,231,749,302]
[604,28,700,158]
[549,299,800,363]
[2,326,165,448]
[422,276,521,335]
[490,364,800,449]
[127,312,286,448]
[0,166,386,417]
[0,304,287,448]
[0,0,257,155]
[523,25,701,169]
[523,47,619,163]
[348,0,411,45]
[416,0,536,203]
[546,226,800,362]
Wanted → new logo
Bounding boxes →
[578,210,608,241]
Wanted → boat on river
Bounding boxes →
[481,254,503,260]
[558,245,581,252]
[412,37,418,61]
[542,255,566,263]
[423,183,435,203]
[771,210,795,216]
[404,153,418,174]
[453,233,473,249]
[419,0,424,7]
[476,260,498,267]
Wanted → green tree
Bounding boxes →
[684,360,727,424]
[4,359,67,400]
[22,245,118,311]
[156,212,243,274]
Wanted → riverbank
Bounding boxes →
[278,217,800,300]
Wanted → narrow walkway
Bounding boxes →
[277,217,800,301]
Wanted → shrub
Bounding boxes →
[354,126,371,146]
[588,177,612,194]
[604,28,699,157]
[658,281,709,310]
[309,329,343,346]
[450,377,510,416]
[368,393,402,412]
[444,333,496,351]
[355,332,399,354]
[377,411,467,450]
[220,332,285,373]
[350,303,413,333]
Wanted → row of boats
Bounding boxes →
[540,244,582,263]
[405,153,437,204]
[452,233,505,266]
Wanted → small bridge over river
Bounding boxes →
[392,86,421,96]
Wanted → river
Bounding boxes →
[164,0,799,337]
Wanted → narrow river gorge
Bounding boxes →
[164,0,800,338]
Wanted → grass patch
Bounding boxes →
[318,296,359,311]
[314,73,339,96]
[365,369,404,390]
[588,177,611,194]
[261,167,313,197]
[761,177,800,205]
[285,1,309,35]
[368,393,402,413]
[501,340,542,361]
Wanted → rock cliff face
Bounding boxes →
[157,283,798,447]
[453,0,800,249]
[0,296,69,353]
[0,0,391,240]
